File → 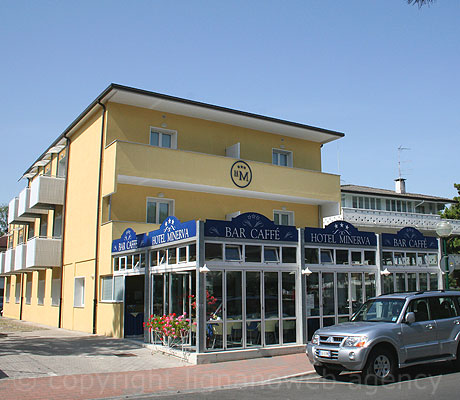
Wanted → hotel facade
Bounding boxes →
[0,84,457,361]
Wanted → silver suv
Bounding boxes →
[307,291,460,383]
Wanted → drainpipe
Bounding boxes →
[19,273,24,320]
[58,137,71,328]
[93,101,107,334]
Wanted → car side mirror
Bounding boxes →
[405,312,416,324]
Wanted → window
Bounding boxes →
[245,245,261,262]
[74,277,85,307]
[27,222,35,240]
[225,245,242,261]
[132,253,145,269]
[5,278,10,302]
[264,247,279,262]
[205,243,223,261]
[149,127,177,149]
[272,149,292,167]
[408,298,431,322]
[40,214,48,237]
[305,248,319,264]
[364,251,376,265]
[159,249,167,264]
[44,163,51,177]
[273,210,294,226]
[37,279,45,305]
[281,247,296,263]
[382,252,393,266]
[150,251,158,266]
[429,297,458,320]
[25,279,32,305]
[320,249,334,264]
[53,206,63,238]
[146,198,173,224]
[15,281,21,303]
[427,253,438,266]
[167,248,177,264]
[351,251,363,265]
[57,149,67,178]
[18,228,24,244]
[188,244,197,262]
[335,249,349,264]
[101,276,124,302]
[178,247,187,263]
[51,279,61,306]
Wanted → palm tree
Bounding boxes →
[407,0,436,7]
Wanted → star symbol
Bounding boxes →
[334,224,338,229]
[345,225,349,230]
[340,223,343,228]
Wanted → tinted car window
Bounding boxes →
[352,299,404,323]
[429,297,458,320]
[407,298,430,322]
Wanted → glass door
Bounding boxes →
[321,272,335,327]
[336,273,349,323]
[245,271,262,347]
[264,272,280,345]
[226,271,243,349]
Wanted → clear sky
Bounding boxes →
[1,0,459,205]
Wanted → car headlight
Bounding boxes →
[311,334,320,345]
[343,336,368,347]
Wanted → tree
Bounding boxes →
[407,0,436,7]
[0,204,8,235]
[440,183,460,254]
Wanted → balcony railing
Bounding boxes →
[18,187,48,218]
[323,207,460,234]
[26,237,62,269]
[0,252,5,274]
[4,248,15,274]
[14,243,27,271]
[29,175,65,209]
[8,197,35,225]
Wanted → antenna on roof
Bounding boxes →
[397,145,410,179]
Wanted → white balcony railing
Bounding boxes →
[29,176,65,209]
[0,252,5,274]
[26,237,62,269]
[4,248,15,274]
[18,187,48,218]
[8,197,34,225]
[324,207,460,235]
[14,243,27,271]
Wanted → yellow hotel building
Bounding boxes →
[0,84,345,361]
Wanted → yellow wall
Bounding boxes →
[106,102,322,171]
[111,183,320,228]
[2,275,22,319]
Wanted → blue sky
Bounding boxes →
[1,0,459,204]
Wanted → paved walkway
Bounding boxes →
[0,318,314,399]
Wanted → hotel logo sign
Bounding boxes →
[382,227,438,250]
[305,222,377,247]
[231,160,252,188]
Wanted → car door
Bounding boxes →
[401,297,438,362]
[428,296,460,357]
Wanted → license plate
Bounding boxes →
[318,350,331,358]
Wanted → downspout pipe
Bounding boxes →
[58,137,70,328]
[93,101,107,334]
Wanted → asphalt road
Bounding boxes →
[144,362,460,400]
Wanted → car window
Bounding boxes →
[407,298,431,322]
[352,299,404,323]
[429,297,458,320]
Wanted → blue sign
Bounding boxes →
[382,227,438,250]
[146,216,196,246]
[112,217,197,253]
[112,228,140,253]
[204,212,298,242]
[305,221,377,247]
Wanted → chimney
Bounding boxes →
[395,178,406,194]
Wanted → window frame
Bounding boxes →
[146,197,174,224]
[149,126,177,149]
[37,279,45,305]
[272,148,293,167]
[273,210,295,226]
[73,277,85,308]
[100,275,124,303]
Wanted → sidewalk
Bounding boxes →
[0,318,314,399]
[0,353,313,400]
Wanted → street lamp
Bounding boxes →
[436,221,453,290]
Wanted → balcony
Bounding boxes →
[8,197,34,225]
[4,248,15,274]
[14,243,27,271]
[0,252,5,274]
[29,175,65,210]
[104,141,341,206]
[26,237,62,268]
[323,207,460,234]
[18,187,48,218]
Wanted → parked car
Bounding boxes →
[307,291,460,384]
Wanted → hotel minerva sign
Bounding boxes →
[305,222,377,247]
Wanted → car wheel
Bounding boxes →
[362,348,396,385]
[452,343,460,371]
[314,365,341,379]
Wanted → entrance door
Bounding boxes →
[124,275,144,337]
